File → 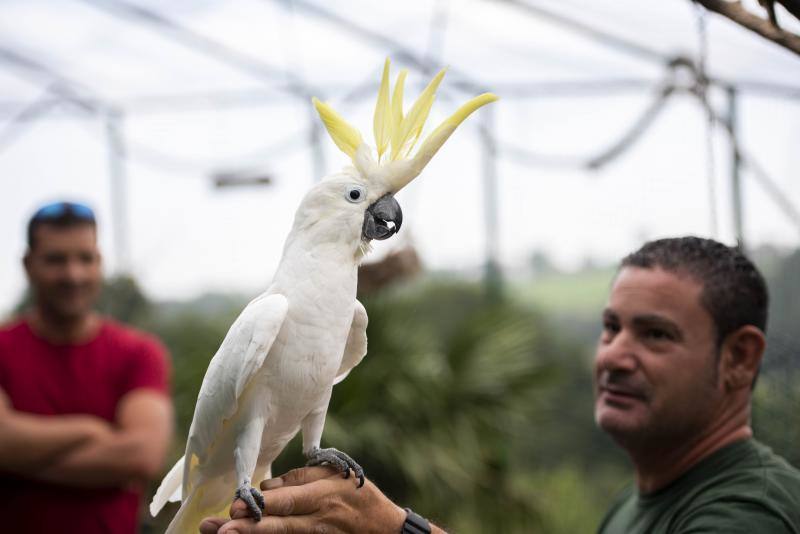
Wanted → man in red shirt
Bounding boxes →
[0,201,173,533]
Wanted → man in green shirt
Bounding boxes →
[596,237,800,533]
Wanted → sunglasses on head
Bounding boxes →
[31,201,96,222]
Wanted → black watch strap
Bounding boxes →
[402,507,431,534]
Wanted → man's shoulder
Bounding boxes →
[597,484,636,533]
[0,317,27,336]
[0,318,29,349]
[749,439,800,478]
[97,319,171,394]
[98,318,166,354]
[707,439,800,496]
[599,441,800,533]
[667,440,800,529]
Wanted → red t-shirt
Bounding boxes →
[0,318,170,534]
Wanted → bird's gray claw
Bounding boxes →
[306,446,366,488]
[235,484,265,522]
[253,488,266,510]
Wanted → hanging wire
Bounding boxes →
[494,74,676,172]
[125,130,310,175]
[69,112,310,176]
[694,3,719,238]
[497,0,671,65]
[0,84,60,154]
[586,82,675,170]
[740,151,800,238]
[77,0,311,97]
[699,95,800,238]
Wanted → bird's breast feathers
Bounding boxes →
[258,304,353,393]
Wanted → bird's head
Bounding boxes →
[297,59,497,258]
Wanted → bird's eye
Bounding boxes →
[345,185,366,203]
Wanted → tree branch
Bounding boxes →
[693,0,800,57]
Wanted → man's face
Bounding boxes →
[24,224,102,321]
[594,266,723,448]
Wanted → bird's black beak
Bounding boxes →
[362,194,402,241]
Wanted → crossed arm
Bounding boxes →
[0,387,173,488]
[200,466,448,534]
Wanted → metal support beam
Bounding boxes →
[105,108,130,274]
[727,87,745,248]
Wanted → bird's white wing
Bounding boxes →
[183,293,288,490]
[333,299,368,385]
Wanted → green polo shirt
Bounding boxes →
[598,439,800,533]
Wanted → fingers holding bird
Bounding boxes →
[199,467,404,534]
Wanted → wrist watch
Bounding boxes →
[402,507,431,534]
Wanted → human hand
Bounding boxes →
[70,414,115,443]
[198,466,406,534]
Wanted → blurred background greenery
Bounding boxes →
[37,244,797,533]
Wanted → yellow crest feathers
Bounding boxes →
[373,59,392,162]
[312,58,497,176]
[389,69,408,160]
[391,68,446,161]
[312,97,363,159]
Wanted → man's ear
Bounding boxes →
[23,251,31,276]
[719,325,766,391]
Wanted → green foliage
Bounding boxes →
[754,247,800,468]
[526,464,628,534]
[766,247,800,336]
[752,371,800,467]
[97,275,152,323]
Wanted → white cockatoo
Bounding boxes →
[149,59,497,533]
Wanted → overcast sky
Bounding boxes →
[1,0,799,316]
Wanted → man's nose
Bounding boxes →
[595,331,638,373]
[64,257,89,282]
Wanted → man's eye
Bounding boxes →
[43,254,66,265]
[600,321,619,343]
[645,328,671,341]
[603,321,620,334]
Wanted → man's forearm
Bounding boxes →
[37,430,160,488]
[0,390,172,489]
[37,391,173,488]
[0,410,112,475]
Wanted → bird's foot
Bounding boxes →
[305,446,365,488]
[234,484,265,522]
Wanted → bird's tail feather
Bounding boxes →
[163,482,230,534]
[150,456,184,517]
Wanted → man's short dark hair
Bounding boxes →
[620,236,768,348]
[27,201,97,250]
